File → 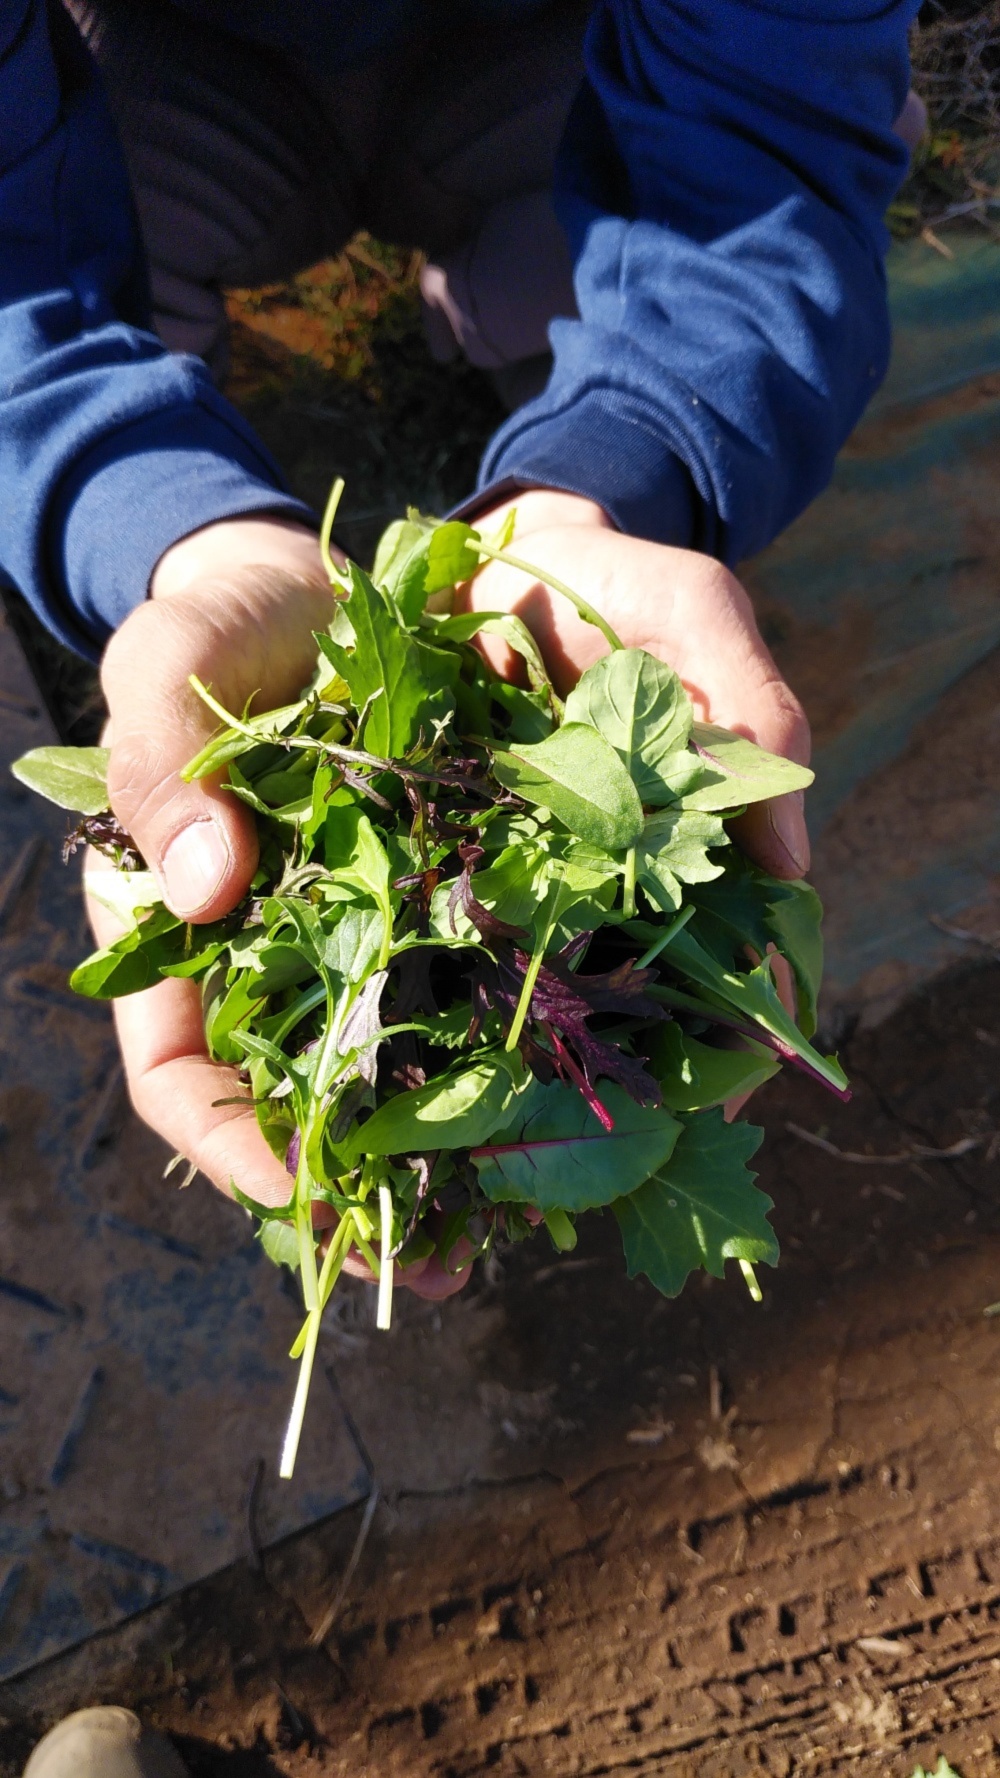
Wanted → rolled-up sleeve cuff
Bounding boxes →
[51,405,315,656]
[477,389,701,551]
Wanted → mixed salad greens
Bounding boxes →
[13,490,848,1475]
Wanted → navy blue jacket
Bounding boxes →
[0,0,915,656]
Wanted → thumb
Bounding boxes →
[101,572,335,921]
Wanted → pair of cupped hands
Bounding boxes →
[88,489,810,1299]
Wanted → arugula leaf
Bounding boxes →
[684,855,823,1037]
[347,1053,525,1157]
[614,1111,775,1296]
[636,808,728,913]
[473,1079,680,1210]
[665,926,848,1095]
[492,724,644,852]
[12,746,110,815]
[564,649,692,804]
[673,723,814,811]
[317,564,455,755]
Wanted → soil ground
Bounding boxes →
[2,954,999,1777]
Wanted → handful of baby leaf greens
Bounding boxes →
[12,493,849,1477]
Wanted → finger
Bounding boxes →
[101,573,335,922]
[110,967,297,1208]
[340,1248,472,1300]
[648,562,809,880]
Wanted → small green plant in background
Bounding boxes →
[911,1758,962,1778]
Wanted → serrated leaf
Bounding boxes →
[636,808,728,912]
[686,856,823,1038]
[614,1111,775,1297]
[676,722,814,811]
[316,564,454,756]
[563,649,692,804]
[492,724,643,851]
[665,926,848,1095]
[473,1079,680,1211]
[12,746,110,815]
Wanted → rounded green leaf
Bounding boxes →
[12,746,110,815]
[491,724,643,851]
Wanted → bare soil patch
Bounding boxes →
[2,956,999,1776]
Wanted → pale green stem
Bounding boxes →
[320,476,347,586]
[280,1311,320,1479]
[376,1184,394,1331]
[739,1259,763,1303]
[622,846,638,920]
[317,1211,357,1310]
[470,537,625,653]
[188,675,258,738]
[635,904,695,970]
[505,938,548,1054]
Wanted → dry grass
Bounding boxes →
[894,2,1000,235]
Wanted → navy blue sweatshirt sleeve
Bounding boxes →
[0,0,312,657]
[478,0,919,564]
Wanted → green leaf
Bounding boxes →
[372,518,430,625]
[317,564,454,757]
[665,927,848,1096]
[320,906,386,986]
[69,904,184,998]
[347,1053,524,1157]
[12,746,110,815]
[492,724,644,851]
[490,681,554,742]
[429,610,553,697]
[645,1023,779,1111]
[613,1110,775,1297]
[423,521,481,594]
[676,722,814,811]
[761,876,823,1039]
[910,1761,962,1778]
[473,1079,680,1211]
[636,808,728,913]
[84,869,161,931]
[685,855,823,1038]
[563,649,692,804]
[260,1220,301,1270]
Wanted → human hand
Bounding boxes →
[90,515,469,1299]
[464,490,810,878]
[465,490,810,1121]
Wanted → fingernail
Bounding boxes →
[160,819,230,915]
[769,792,810,876]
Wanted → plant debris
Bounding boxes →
[11,491,849,1475]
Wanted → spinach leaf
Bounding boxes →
[564,649,691,804]
[473,1079,680,1210]
[492,724,644,851]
